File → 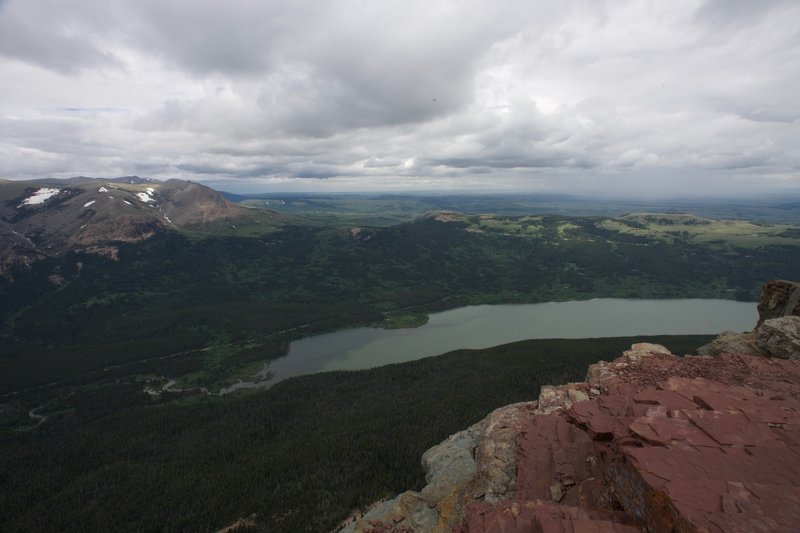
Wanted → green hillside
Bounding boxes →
[2,213,799,395]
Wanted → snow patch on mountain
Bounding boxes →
[18,188,60,207]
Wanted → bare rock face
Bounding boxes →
[757,279,800,327]
[418,428,479,509]
[338,402,538,533]
[461,501,639,533]
[338,345,672,532]
[535,383,592,415]
[468,402,528,504]
[472,349,800,533]
[567,352,800,533]
[696,330,768,357]
[698,280,800,358]
[756,316,800,359]
[339,492,439,533]
[348,341,800,533]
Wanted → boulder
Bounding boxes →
[698,279,800,357]
[756,315,800,359]
[420,428,479,507]
[696,330,768,357]
[757,279,800,327]
[535,383,592,415]
[338,492,438,533]
[472,402,538,504]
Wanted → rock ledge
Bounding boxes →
[340,342,800,532]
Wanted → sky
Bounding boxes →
[0,0,799,196]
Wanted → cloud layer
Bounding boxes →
[1,0,799,196]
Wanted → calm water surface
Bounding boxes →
[262,298,755,385]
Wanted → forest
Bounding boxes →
[3,212,797,394]
[0,335,712,531]
[1,208,798,530]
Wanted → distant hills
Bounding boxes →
[221,191,800,227]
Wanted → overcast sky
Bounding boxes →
[1,0,799,196]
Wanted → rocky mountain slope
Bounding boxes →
[0,176,288,274]
[340,281,800,532]
[698,279,800,359]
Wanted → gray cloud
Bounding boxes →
[735,106,800,124]
[0,0,799,196]
[0,0,119,73]
[694,0,791,29]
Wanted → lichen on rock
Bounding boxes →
[757,315,800,359]
[338,402,538,532]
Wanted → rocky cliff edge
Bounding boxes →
[698,279,800,360]
[339,282,800,533]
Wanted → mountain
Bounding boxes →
[0,177,290,271]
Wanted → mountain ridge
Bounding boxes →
[0,176,289,273]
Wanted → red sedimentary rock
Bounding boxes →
[461,501,639,533]
[460,348,800,533]
[342,341,800,533]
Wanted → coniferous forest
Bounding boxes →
[1,335,712,531]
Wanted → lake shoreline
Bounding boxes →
[266,297,755,386]
[168,297,755,395]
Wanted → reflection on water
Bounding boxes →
[265,298,755,386]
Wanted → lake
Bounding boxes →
[258,298,756,386]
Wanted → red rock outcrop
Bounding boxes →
[462,501,639,533]
[339,280,800,532]
[343,341,800,533]
[461,346,800,533]
[335,273,800,533]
